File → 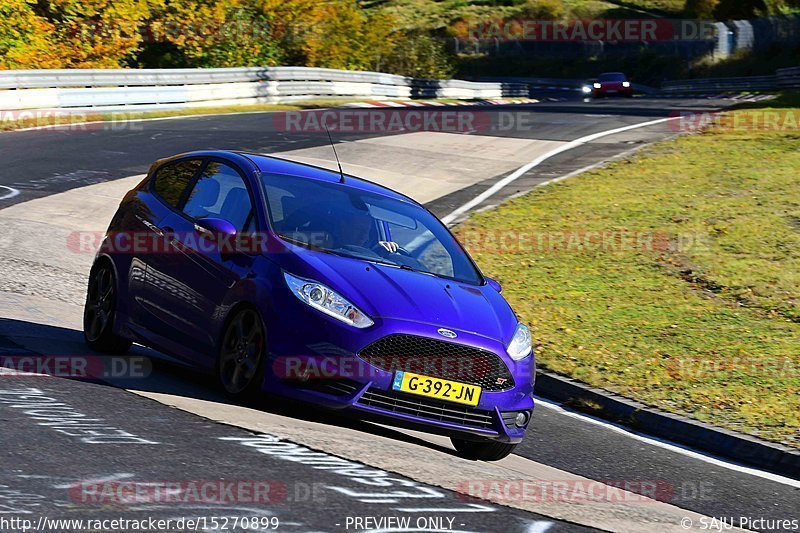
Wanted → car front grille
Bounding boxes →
[357,388,495,429]
[358,334,514,391]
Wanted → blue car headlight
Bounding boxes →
[507,322,532,360]
[284,272,374,329]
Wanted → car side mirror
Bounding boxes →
[194,218,237,242]
[485,277,502,293]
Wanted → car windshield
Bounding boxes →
[260,172,483,284]
[598,73,626,82]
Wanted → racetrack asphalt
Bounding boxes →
[1,94,797,532]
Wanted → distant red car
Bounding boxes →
[584,72,633,98]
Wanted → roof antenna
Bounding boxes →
[324,126,346,183]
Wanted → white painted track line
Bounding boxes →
[441,116,678,225]
[535,397,800,489]
[0,185,19,200]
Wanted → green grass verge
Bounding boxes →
[454,93,800,446]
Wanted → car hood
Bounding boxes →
[275,243,518,343]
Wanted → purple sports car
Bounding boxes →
[83,150,534,460]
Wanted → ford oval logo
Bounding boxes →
[437,328,457,339]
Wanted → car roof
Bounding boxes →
[160,150,419,206]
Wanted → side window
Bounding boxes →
[152,160,202,208]
[183,162,255,232]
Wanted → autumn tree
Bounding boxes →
[263,0,397,72]
[713,0,768,18]
[684,0,719,18]
[39,0,164,67]
[149,0,280,67]
[0,0,64,68]
[381,33,456,78]
[0,0,456,76]
[519,0,566,19]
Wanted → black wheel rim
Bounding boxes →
[85,267,114,342]
[220,310,265,394]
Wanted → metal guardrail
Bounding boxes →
[662,66,800,93]
[661,75,779,92]
[777,66,800,88]
[477,76,582,87]
[0,67,528,111]
[477,76,659,95]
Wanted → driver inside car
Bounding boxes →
[336,211,388,251]
[333,210,428,271]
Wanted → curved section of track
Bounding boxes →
[1,96,796,532]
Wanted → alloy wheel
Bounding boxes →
[85,266,114,342]
[219,309,265,395]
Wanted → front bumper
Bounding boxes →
[263,305,535,443]
[269,374,533,443]
[592,87,633,97]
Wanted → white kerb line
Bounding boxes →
[441,116,679,225]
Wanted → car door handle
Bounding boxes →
[162,226,177,244]
[194,223,213,239]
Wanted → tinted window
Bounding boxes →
[152,160,201,208]
[183,162,255,232]
[261,173,482,284]
[387,222,455,278]
[598,72,626,82]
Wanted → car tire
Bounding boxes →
[451,437,517,461]
[83,262,132,354]
[216,307,267,399]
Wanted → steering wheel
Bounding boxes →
[372,242,412,257]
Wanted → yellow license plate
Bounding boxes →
[391,371,481,406]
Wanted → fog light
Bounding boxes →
[515,411,530,427]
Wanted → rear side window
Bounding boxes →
[152,159,202,208]
[182,162,255,232]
